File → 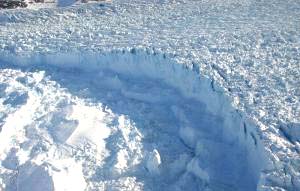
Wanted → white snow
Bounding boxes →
[50,159,87,191]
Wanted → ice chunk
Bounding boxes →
[146,149,161,175]
[17,162,54,191]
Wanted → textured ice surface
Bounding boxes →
[0,0,300,190]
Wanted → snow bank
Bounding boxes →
[0,49,268,190]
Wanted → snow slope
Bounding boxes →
[0,0,300,190]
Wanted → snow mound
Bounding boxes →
[0,50,267,190]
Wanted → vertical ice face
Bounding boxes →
[16,159,87,191]
[0,51,267,191]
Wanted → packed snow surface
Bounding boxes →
[0,0,300,191]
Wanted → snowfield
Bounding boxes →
[0,0,299,191]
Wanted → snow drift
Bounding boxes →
[0,49,267,190]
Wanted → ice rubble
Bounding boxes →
[0,0,300,190]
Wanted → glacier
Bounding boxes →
[0,0,300,190]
